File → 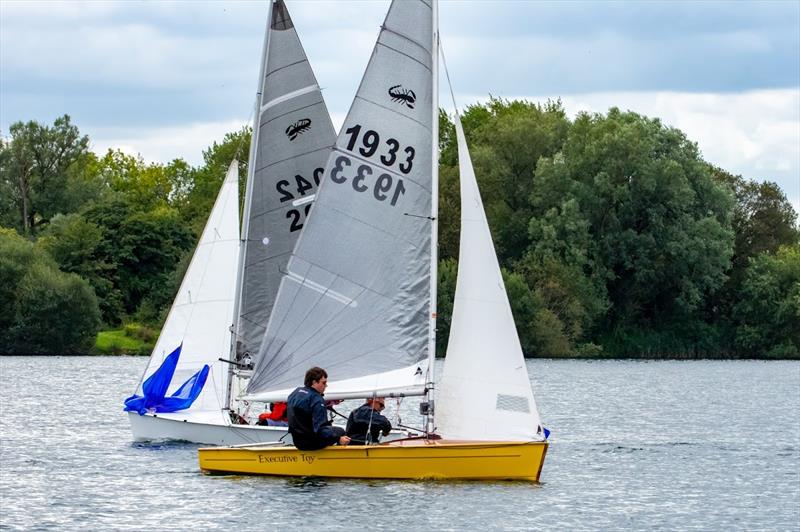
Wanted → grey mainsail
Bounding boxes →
[246,0,436,397]
[234,0,336,367]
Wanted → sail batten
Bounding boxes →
[244,361,428,403]
[260,84,319,112]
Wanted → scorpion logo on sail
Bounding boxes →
[285,118,312,141]
[388,85,416,109]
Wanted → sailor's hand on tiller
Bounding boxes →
[339,435,351,446]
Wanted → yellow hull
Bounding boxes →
[198,439,548,481]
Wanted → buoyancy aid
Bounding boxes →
[267,402,287,421]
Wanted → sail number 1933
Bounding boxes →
[330,155,406,207]
[343,124,415,174]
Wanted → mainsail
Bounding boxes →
[436,112,544,441]
[136,161,240,415]
[245,0,436,401]
[233,0,337,367]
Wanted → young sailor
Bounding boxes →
[346,397,392,445]
[287,367,350,450]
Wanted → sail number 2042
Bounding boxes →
[275,168,323,232]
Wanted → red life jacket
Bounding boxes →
[267,402,287,421]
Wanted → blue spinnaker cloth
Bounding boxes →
[123,345,209,415]
[159,365,209,412]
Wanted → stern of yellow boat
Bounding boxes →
[199,439,548,481]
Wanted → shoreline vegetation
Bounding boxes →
[1,102,798,359]
[94,323,156,356]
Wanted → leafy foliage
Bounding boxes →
[183,127,250,232]
[733,245,800,358]
[0,229,100,354]
[0,115,91,235]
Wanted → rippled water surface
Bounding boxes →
[1,357,798,530]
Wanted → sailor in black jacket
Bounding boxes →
[346,397,392,445]
[287,367,350,451]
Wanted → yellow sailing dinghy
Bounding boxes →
[199,0,548,481]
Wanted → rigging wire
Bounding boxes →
[232,106,255,164]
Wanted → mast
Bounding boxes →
[225,0,275,412]
[425,0,440,435]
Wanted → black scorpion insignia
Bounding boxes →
[285,118,312,141]
[388,85,416,109]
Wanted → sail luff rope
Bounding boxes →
[232,106,255,165]
[439,42,459,129]
[220,100,255,354]
[424,0,440,436]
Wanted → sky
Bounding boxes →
[1,0,798,212]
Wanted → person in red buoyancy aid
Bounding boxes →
[257,402,288,427]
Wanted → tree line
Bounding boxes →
[1,103,798,358]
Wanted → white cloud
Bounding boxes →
[88,120,247,165]
[85,109,351,167]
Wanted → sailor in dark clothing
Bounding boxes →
[287,367,350,451]
[346,397,392,445]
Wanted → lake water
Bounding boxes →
[1,357,798,531]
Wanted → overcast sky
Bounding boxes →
[1,0,798,211]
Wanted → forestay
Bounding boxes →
[137,161,240,415]
[234,0,336,366]
[246,0,435,400]
[436,114,544,441]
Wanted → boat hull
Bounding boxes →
[128,412,412,447]
[128,412,288,446]
[198,439,548,481]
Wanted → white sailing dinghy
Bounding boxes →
[198,0,549,481]
[125,0,337,445]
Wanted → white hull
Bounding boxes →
[127,412,289,446]
[128,411,417,447]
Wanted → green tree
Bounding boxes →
[95,149,193,211]
[0,228,100,354]
[82,196,194,324]
[501,268,541,355]
[36,213,117,322]
[437,99,569,264]
[532,108,734,355]
[733,245,800,358]
[700,168,799,353]
[38,213,103,277]
[0,138,18,229]
[184,127,250,233]
[0,115,90,234]
[712,169,799,270]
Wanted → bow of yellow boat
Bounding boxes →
[198,439,548,481]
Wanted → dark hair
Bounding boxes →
[304,367,327,387]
